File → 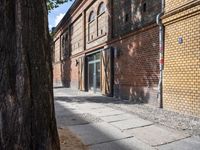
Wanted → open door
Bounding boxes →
[101,48,114,96]
[78,56,85,91]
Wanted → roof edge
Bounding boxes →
[53,0,82,34]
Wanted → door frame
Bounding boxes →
[85,47,114,96]
[87,56,101,93]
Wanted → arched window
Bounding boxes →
[97,2,107,36]
[98,2,106,15]
[88,11,96,41]
[89,11,95,22]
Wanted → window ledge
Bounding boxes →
[87,33,107,44]
[97,11,105,18]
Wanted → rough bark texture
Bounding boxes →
[0,0,60,149]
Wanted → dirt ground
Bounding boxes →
[58,128,88,150]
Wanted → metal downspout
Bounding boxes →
[156,0,165,108]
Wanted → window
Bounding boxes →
[61,32,70,59]
[101,29,103,35]
[88,11,96,41]
[98,2,106,15]
[89,11,95,22]
[62,36,65,48]
[125,14,129,22]
[61,35,65,60]
[97,2,107,37]
[143,2,147,12]
[65,34,68,42]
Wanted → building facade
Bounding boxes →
[53,0,161,106]
[162,0,200,116]
[54,0,200,116]
[52,0,200,117]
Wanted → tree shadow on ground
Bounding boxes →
[55,99,152,150]
[54,95,147,105]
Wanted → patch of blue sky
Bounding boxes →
[48,0,75,30]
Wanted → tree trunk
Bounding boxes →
[0,0,60,149]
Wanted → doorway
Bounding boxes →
[88,53,101,93]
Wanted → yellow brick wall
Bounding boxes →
[165,0,194,12]
[163,5,200,116]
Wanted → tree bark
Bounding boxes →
[0,0,60,149]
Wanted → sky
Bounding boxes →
[48,0,75,30]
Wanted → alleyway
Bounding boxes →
[54,88,200,150]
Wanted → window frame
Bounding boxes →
[97,2,106,16]
[88,11,96,41]
[88,11,96,23]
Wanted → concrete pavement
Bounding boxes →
[54,88,200,150]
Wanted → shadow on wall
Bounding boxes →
[61,59,72,88]
[110,0,161,106]
[113,27,159,105]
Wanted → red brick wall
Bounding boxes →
[111,26,159,105]
[53,63,61,86]
[112,0,161,38]
[53,0,160,106]
[70,15,84,55]
[53,57,79,88]
[70,57,79,89]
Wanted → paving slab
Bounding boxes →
[55,101,79,110]
[110,118,153,131]
[158,136,200,150]
[57,115,88,127]
[68,122,132,145]
[126,125,190,146]
[101,114,137,123]
[55,102,83,115]
[90,137,155,150]
[77,103,105,110]
[83,107,125,117]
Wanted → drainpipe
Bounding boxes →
[156,0,165,108]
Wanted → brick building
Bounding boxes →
[52,0,200,116]
[53,0,161,106]
[162,0,200,116]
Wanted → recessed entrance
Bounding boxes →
[88,53,101,93]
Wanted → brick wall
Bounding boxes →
[70,15,84,55]
[61,59,71,87]
[54,38,60,63]
[53,0,110,87]
[53,63,61,86]
[112,0,161,37]
[52,0,160,107]
[165,0,193,12]
[69,57,79,89]
[163,1,200,116]
[111,26,160,105]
